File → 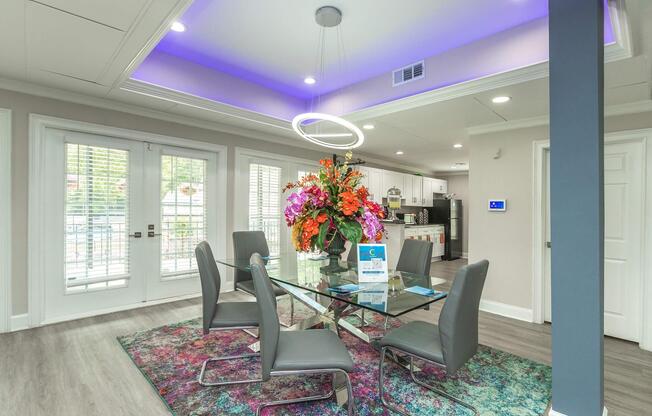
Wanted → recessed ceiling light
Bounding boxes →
[304,76,316,85]
[363,124,375,130]
[396,151,404,155]
[451,166,457,169]
[171,21,186,32]
[453,143,463,148]
[492,96,511,104]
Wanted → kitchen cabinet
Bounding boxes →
[359,166,383,204]
[422,178,435,207]
[356,166,446,205]
[404,174,423,206]
[382,170,404,200]
[432,178,448,194]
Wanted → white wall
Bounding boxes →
[469,111,652,315]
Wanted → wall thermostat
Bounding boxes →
[488,199,506,212]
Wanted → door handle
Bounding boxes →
[148,231,162,238]
[129,232,142,238]
[546,241,552,248]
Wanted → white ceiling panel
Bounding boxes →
[0,0,26,78]
[34,0,148,31]
[26,1,125,82]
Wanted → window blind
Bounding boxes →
[64,143,129,292]
[160,155,207,280]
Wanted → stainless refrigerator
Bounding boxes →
[428,199,463,260]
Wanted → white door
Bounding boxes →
[42,130,219,322]
[544,141,643,342]
[143,144,218,301]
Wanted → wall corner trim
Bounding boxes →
[0,108,11,333]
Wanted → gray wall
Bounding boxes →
[468,111,652,311]
[0,88,407,316]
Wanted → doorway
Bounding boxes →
[29,117,225,325]
[536,137,644,342]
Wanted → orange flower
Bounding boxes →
[320,159,333,169]
[356,186,369,201]
[340,191,361,216]
[316,212,329,224]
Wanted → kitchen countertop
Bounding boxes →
[405,224,444,228]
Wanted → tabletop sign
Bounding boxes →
[357,243,389,282]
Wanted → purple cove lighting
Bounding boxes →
[131,51,306,121]
[134,1,619,121]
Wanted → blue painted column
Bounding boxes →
[549,1,604,415]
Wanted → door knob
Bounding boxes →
[129,232,142,238]
[546,241,552,248]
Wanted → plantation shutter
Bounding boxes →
[248,162,282,256]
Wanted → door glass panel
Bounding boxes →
[248,163,282,256]
[160,155,207,280]
[64,143,129,292]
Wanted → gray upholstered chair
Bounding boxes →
[378,259,489,416]
[195,241,262,387]
[233,231,294,326]
[250,253,356,416]
[396,239,433,276]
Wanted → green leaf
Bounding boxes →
[316,221,330,250]
[338,221,363,244]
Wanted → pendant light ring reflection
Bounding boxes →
[292,112,365,150]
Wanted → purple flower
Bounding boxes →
[284,190,308,225]
[359,206,384,241]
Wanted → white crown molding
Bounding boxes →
[120,78,293,131]
[0,108,11,333]
[347,61,550,122]
[467,100,652,136]
[0,76,312,149]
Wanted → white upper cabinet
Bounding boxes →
[355,166,446,206]
[432,178,448,194]
[422,178,435,207]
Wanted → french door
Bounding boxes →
[42,129,218,322]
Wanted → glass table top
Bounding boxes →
[216,253,447,318]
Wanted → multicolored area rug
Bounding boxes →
[118,298,551,415]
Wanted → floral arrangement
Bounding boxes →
[283,154,385,252]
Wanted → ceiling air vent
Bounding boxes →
[392,61,425,86]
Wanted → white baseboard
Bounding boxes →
[479,299,534,323]
[549,406,608,416]
[10,314,29,332]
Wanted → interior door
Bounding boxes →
[143,144,218,301]
[43,130,146,322]
[544,141,643,342]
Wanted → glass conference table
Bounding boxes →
[216,253,448,344]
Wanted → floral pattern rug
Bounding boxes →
[118,298,551,415]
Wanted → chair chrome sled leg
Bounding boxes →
[379,347,479,416]
[198,353,263,387]
[256,369,355,416]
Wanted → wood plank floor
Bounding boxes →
[1,259,650,415]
